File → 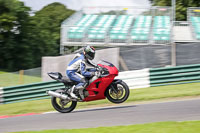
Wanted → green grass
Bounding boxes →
[0,72,41,87]
[1,82,200,116]
[0,71,6,74]
[12,121,200,133]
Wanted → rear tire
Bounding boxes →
[51,90,77,113]
[106,80,129,104]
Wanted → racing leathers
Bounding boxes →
[66,53,96,98]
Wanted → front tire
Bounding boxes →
[105,80,129,104]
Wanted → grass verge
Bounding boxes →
[0,71,6,74]
[1,82,200,116]
[0,72,41,87]
[12,121,200,133]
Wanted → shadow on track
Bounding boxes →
[73,105,137,113]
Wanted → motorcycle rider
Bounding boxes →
[66,46,97,99]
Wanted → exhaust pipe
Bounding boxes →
[47,90,69,100]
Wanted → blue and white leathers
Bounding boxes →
[66,53,94,87]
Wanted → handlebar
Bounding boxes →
[95,65,102,77]
[95,65,110,78]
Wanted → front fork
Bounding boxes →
[108,79,122,93]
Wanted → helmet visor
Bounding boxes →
[86,51,95,60]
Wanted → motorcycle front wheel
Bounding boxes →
[51,90,77,113]
[105,80,130,104]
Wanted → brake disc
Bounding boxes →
[111,85,124,99]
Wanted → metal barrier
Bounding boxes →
[1,81,65,104]
[1,63,200,104]
[150,64,200,86]
[116,68,150,88]
[0,87,3,104]
[118,63,200,87]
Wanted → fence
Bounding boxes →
[1,63,200,104]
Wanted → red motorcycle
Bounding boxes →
[47,60,129,113]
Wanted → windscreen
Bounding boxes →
[98,60,114,67]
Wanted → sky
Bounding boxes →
[19,0,151,11]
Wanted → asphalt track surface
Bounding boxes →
[1,99,200,133]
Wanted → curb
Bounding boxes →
[0,113,41,119]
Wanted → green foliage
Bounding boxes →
[0,71,6,74]
[0,0,75,71]
[11,121,200,133]
[0,0,32,71]
[151,0,200,20]
[29,3,75,66]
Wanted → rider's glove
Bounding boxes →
[95,71,101,77]
[96,65,102,71]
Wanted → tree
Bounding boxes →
[150,0,200,20]
[0,0,33,71]
[0,1,75,71]
[30,2,75,67]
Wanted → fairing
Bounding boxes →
[83,61,118,101]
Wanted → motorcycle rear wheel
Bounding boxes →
[106,80,129,104]
[51,90,77,113]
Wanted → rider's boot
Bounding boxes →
[70,86,78,99]
[77,85,85,100]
